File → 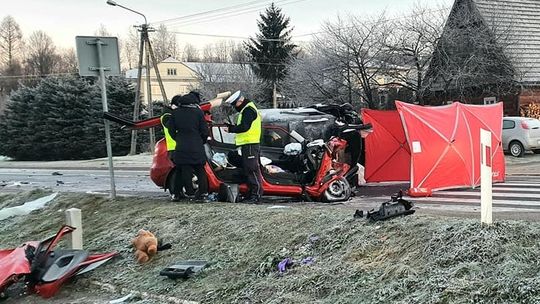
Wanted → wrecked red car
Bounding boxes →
[105,101,370,202]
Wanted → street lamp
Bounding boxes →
[106,0,168,155]
[106,0,147,25]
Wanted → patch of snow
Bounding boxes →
[0,192,58,221]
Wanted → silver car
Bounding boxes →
[502,117,540,157]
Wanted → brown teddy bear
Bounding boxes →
[132,229,158,264]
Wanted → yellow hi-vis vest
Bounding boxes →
[235,102,261,146]
[160,113,177,151]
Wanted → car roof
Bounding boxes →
[259,108,334,123]
[504,116,538,120]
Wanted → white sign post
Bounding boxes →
[480,128,493,225]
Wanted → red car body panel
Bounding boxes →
[0,226,117,299]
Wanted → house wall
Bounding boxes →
[518,86,540,107]
[426,93,520,116]
[141,62,201,102]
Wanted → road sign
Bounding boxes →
[75,36,119,199]
[75,36,120,77]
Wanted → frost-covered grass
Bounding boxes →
[1,193,540,303]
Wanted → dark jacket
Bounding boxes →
[168,104,209,165]
[228,99,257,133]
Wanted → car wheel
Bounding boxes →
[533,149,540,154]
[322,177,351,202]
[509,141,524,157]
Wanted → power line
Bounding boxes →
[165,0,307,28]
[170,30,309,43]
[167,6,450,43]
[152,0,273,25]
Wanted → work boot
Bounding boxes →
[243,196,261,204]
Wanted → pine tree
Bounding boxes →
[0,75,135,160]
[246,3,297,105]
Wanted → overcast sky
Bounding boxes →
[3,0,454,51]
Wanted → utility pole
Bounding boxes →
[107,0,168,155]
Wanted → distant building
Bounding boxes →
[425,0,540,115]
[125,57,254,102]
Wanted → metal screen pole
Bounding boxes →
[95,38,117,199]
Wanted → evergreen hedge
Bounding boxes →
[0,75,137,160]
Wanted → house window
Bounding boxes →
[167,68,177,76]
[483,97,497,105]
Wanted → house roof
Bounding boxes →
[474,0,540,83]
[161,56,182,63]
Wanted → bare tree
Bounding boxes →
[25,30,59,76]
[201,41,231,63]
[0,16,24,94]
[56,48,78,73]
[190,62,259,117]
[152,24,178,61]
[95,24,111,36]
[385,5,447,104]
[182,43,200,62]
[306,14,393,109]
[0,15,23,67]
[121,26,140,69]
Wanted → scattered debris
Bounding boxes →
[0,192,58,221]
[109,293,135,304]
[278,258,293,273]
[267,205,292,209]
[301,257,315,265]
[160,261,208,279]
[0,225,117,299]
[354,191,415,221]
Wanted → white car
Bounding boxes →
[502,117,540,157]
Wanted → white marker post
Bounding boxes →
[65,208,83,249]
[480,129,493,225]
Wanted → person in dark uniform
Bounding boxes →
[224,91,263,204]
[167,92,209,201]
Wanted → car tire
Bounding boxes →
[509,141,524,157]
[533,149,540,154]
[322,177,351,202]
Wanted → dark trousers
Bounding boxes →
[179,164,208,198]
[240,144,263,198]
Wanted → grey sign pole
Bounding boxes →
[76,36,120,199]
[95,39,116,199]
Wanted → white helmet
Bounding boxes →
[224,90,244,105]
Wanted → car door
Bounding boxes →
[502,119,516,150]
[208,124,236,155]
[260,125,300,168]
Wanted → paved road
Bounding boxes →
[345,175,540,220]
[0,168,167,198]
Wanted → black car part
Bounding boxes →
[355,191,415,221]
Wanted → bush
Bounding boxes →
[0,75,135,160]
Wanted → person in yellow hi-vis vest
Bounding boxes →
[160,104,178,160]
[224,91,263,204]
